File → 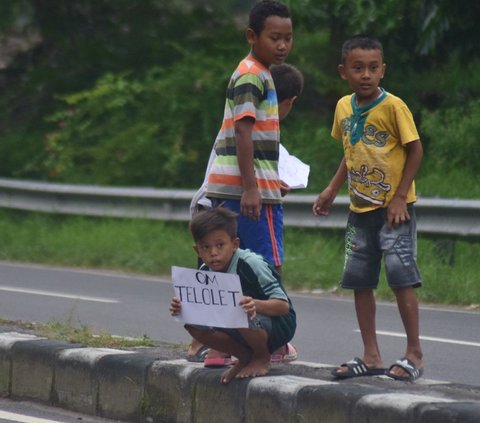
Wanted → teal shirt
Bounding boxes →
[201,248,296,351]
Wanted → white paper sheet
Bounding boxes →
[171,266,248,328]
[278,144,310,189]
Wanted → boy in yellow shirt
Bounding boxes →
[313,35,424,382]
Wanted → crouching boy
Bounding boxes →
[170,207,296,383]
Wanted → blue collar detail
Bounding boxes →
[349,88,387,145]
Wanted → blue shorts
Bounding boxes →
[341,204,422,290]
[210,198,283,267]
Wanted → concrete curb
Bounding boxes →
[0,332,479,423]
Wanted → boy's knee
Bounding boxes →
[185,324,213,340]
[184,324,200,338]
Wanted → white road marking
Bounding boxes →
[0,410,63,423]
[355,329,480,347]
[0,285,119,304]
[0,261,170,284]
[290,291,480,315]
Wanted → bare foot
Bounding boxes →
[221,360,249,384]
[235,357,271,379]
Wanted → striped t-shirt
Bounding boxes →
[206,54,281,204]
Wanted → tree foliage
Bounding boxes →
[420,100,480,173]
[44,56,233,186]
[0,0,479,194]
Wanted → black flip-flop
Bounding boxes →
[387,357,424,382]
[331,357,386,379]
[186,345,209,363]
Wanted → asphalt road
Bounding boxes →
[0,398,122,422]
[0,261,478,386]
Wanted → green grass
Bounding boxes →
[0,209,478,308]
[0,316,156,348]
[283,227,480,307]
[0,210,197,274]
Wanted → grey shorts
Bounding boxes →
[341,204,422,290]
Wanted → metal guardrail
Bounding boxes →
[0,178,479,238]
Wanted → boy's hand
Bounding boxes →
[241,188,262,221]
[312,186,336,216]
[240,296,257,320]
[387,195,410,228]
[170,296,182,316]
[280,180,291,197]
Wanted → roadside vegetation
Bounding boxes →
[0,317,156,348]
[0,2,478,312]
[0,1,479,198]
[0,209,478,308]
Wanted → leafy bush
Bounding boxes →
[413,99,480,198]
[420,100,480,173]
[44,54,235,187]
[0,0,245,184]
[1,0,480,197]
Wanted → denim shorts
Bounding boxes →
[340,204,422,290]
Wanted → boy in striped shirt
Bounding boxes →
[206,0,293,272]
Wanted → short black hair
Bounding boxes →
[270,63,304,102]
[189,207,238,243]
[341,35,383,63]
[249,1,290,36]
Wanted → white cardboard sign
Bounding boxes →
[171,266,248,328]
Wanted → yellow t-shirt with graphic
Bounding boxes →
[332,91,419,213]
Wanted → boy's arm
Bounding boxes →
[235,117,262,220]
[312,157,347,216]
[387,139,423,227]
[240,296,289,320]
[280,180,291,197]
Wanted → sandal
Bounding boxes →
[331,357,386,379]
[271,342,298,363]
[387,357,424,382]
[186,345,209,363]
